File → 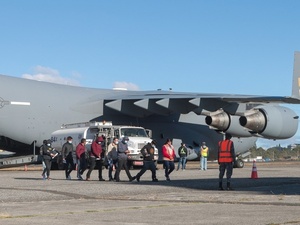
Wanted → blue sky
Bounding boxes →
[1,0,300,148]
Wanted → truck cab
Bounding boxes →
[116,126,158,167]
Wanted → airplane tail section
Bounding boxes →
[292,51,300,99]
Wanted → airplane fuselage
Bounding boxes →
[0,72,297,161]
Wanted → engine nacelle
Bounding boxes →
[239,105,299,139]
[205,109,252,137]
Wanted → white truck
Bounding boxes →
[50,121,158,169]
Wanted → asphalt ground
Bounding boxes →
[0,161,300,225]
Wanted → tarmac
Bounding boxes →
[0,161,300,225]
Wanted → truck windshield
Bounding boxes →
[120,128,148,137]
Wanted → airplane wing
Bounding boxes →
[103,90,300,116]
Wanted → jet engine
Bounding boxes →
[239,105,299,139]
[205,109,252,137]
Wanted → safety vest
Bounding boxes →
[201,147,208,157]
[218,140,233,163]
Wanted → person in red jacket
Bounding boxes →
[76,138,87,180]
[218,133,236,190]
[162,138,176,181]
[86,136,105,181]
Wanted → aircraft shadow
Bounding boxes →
[130,177,300,195]
[12,176,300,195]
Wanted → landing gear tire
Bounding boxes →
[235,159,244,168]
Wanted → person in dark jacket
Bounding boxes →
[177,143,188,171]
[115,136,134,182]
[62,136,74,180]
[133,140,158,182]
[86,136,105,181]
[40,140,47,178]
[41,139,56,180]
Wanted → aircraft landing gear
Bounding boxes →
[234,159,244,168]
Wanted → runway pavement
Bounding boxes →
[0,161,300,225]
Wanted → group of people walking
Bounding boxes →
[40,133,236,190]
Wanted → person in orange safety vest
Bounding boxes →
[218,133,236,190]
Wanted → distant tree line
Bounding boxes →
[249,145,300,161]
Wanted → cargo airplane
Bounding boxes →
[1,52,300,168]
